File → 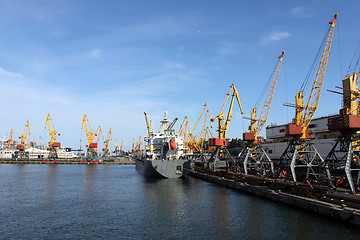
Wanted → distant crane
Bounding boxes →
[240,51,284,176]
[280,13,337,182]
[208,84,244,169]
[103,128,112,157]
[45,114,61,159]
[14,120,30,159]
[5,129,13,149]
[81,114,102,159]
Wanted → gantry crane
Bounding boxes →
[14,120,30,159]
[240,51,284,176]
[208,84,244,169]
[5,129,13,149]
[103,128,112,157]
[280,13,337,182]
[45,114,61,159]
[81,114,102,159]
[325,49,360,193]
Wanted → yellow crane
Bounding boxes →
[188,104,213,153]
[81,114,102,159]
[136,136,142,151]
[244,51,285,142]
[45,114,61,159]
[211,84,244,141]
[5,129,13,149]
[120,139,124,152]
[240,51,284,176]
[280,13,337,182]
[325,48,360,193]
[14,121,30,159]
[144,112,153,137]
[132,138,135,152]
[208,84,244,169]
[18,120,30,150]
[103,128,112,156]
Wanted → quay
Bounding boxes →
[190,167,360,226]
[0,158,135,165]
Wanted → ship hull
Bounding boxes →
[135,158,193,178]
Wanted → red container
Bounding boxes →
[52,142,61,148]
[89,143,98,148]
[286,124,302,136]
[16,145,24,150]
[243,132,255,141]
[209,138,223,146]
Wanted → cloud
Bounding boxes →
[0,66,24,78]
[87,48,102,58]
[259,31,290,45]
[215,41,245,56]
[289,6,314,18]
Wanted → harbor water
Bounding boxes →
[1,164,360,239]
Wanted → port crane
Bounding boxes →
[102,128,112,157]
[208,84,244,169]
[240,51,284,176]
[14,120,30,159]
[188,103,213,153]
[325,45,360,193]
[45,114,61,159]
[5,129,13,148]
[280,13,337,182]
[81,114,102,159]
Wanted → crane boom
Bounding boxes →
[144,112,153,136]
[303,13,337,129]
[301,13,337,136]
[253,51,285,140]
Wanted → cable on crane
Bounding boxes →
[255,57,281,108]
[347,40,360,75]
[300,24,332,92]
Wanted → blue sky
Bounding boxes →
[0,0,359,151]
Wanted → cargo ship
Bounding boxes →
[135,111,193,178]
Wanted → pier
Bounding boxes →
[190,167,360,226]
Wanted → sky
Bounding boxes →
[0,0,359,151]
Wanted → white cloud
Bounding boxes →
[259,31,290,45]
[87,48,102,58]
[215,41,244,56]
[289,6,314,18]
[0,67,24,78]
